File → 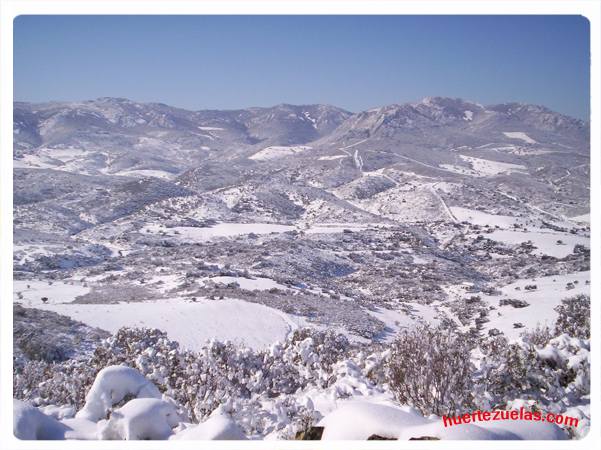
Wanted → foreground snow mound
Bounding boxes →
[14,400,70,440]
[170,411,247,440]
[397,421,510,440]
[319,402,430,440]
[396,419,567,440]
[98,398,180,440]
[477,420,568,440]
[75,365,162,421]
[318,402,568,440]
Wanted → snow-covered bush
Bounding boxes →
[13,323,589,440]
[476,331,590,436]
[14,358,98,410]
[14,327,357,435]
[520,324,553,348]
[387,324,475,416]
[477,336,549,409]
[76,365,162,421]
[98,398,180,440]
[554,294,590,339]
[537,334,590,398]
[14,400,69,440]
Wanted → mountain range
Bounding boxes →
[14,96,589,238]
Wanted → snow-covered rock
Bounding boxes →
[170,411,247,440]
[75,365,162,421]
[98,398,180,440]
[14,400,70,440]
[318,401,568,440]
[318,401,430,440]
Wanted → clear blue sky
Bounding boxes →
[14,15,590,119]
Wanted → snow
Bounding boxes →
[503,131,537,144]
[367,303,440,341]
[303,223,371,234]
[197,126,224,131]
[481,271,590,339]
[475,420,567,440]
[398,421,509,440]
[202,275,291,291]
[397,418,566,440]
[117,169,175,180]
[463,110,474,121]
[439,155,527,178]
[141,222,372,242]
[485,229,589,258]
[459,155,527,177]
[249,146,312,161]
[76,365,162,421]
[318,154,347,161]
[39,404,76,420]
[60,417,99,440]
[303,111,317,128]
[353,149,364,171]
[142,222,293,241]
[367,307,415,338]
[13,279,90,306]
[439,163,481,177]
[219,186,251,208]
[450,207,523,228]
[14,400,70,440]
[317,401,567,440]
[319,401,429,440]
[38,298,306,351]
[13,154,56,170]
[570,214,590,224]
[171,411,247,440]
[13,325,583,441]
[98,398,180,440]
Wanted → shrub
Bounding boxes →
[478,337,545,408]
[554,295,590,339]
[387,324,475,416]
[521,324,553,348]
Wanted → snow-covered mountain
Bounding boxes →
[14,99,351,178]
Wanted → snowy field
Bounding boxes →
[13,279,90,306]
[503,131,537,144]
[440,155,527,178]
[480,271,590,340]
[367,303,441,341]
[570,213,590,224]
[441,271,590,340]
[249,146,312,161]
[116,169,176,180]
[140,222,372,241]
[14,243,65,265]
[459,155,527,177]
[33,297,306,351]
[484,230,589,258]
[450,207,525,228]
[318,154,347,161]
[199,276,292,291]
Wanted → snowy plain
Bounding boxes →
[32,298,307,351]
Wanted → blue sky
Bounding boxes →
[14,15,590,119]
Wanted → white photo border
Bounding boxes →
[1,1,598,449]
